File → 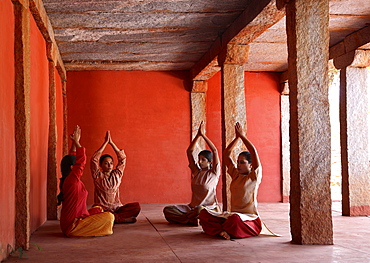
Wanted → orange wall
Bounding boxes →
[66,71,192,204]
[0,0,15,259]
[30,15,49,232]
[207,72,281,202]
[245,72,281,202]
[206,73,223,201]
[67,70,281,204]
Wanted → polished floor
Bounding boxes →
[4,203,370,263]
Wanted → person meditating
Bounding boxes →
[199,122,275,239]
[58,125,114,237]
[91,131,140,223]
[163,121,221,226]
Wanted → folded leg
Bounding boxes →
[69,212,114,237]
[114,202,141,223]
[198,209,226,236]
[223,214,262,238]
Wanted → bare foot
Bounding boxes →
[219,231,230,240]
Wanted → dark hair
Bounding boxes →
[239,151,252,163]
[58,155,76,205]
[198,150,213,162]
[99,154,114,165]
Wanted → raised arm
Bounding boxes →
[108,131,121,153]
[96,131,110,154]
[68,125,80,154]
[90,131,109,178]
[199,122,220,168]
[224,136,239,168]
[235,122,261,170]
[70,125,86,175]
[187,123,203,171]
[70,125,82,149]
[108,132,126,172]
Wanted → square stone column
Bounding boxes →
[334,50,370,216]
[218,44,249,211]
[281,94,290,203]
[190,80,208,155]
[190,80,207,155]
[62,80,68,155]
[286,0,333,244]
[13,0,31,249]
[47,60,58,220]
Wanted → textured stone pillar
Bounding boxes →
[62,80,68,155]
[190,81,207,154]
[219,44,249,211]
[280,76,291,203]
[47,59,58,220]
[281,94,290,203]
[286,0,333,244]
[13,0,31,249]
[334,50,370,216]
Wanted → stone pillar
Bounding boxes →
[47,58,58,220]
[190,80,207,154]
[62,80,68,155]
[280,79,290,203]
[334,50,370,216]
[13,0,31,249]
[218,44,249,211]
[286,0,333,244]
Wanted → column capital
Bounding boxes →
[12,0,29,8]
[218,44,250,65]
[333,49,370,69]
[191,80,208,93]
[276,0,290,10]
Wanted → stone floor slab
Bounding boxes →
[4,203,370,263]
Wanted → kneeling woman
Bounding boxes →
[59,126,114,237]
[199,122,275,239]
[163,121,221,226]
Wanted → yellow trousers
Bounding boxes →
[69,210,114,237]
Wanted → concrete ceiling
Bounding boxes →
[42,0,370,73]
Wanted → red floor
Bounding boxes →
[4,203,370,263]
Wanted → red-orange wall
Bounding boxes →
[206,73,223,201]
[66,71,192,204]
[30,15,49,232]
[245,72,281,202]
[67,70,281,204]
[0,0,15,259]
[206,71,281,202]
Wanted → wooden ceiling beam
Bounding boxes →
[190,0,285,81]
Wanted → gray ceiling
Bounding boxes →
[42,0,370,72]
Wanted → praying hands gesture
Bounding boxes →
[97,130,121,154]
[234,122,245,138]
[187,121,220,171]
[196,121,206,137]
[70,125,82,149]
